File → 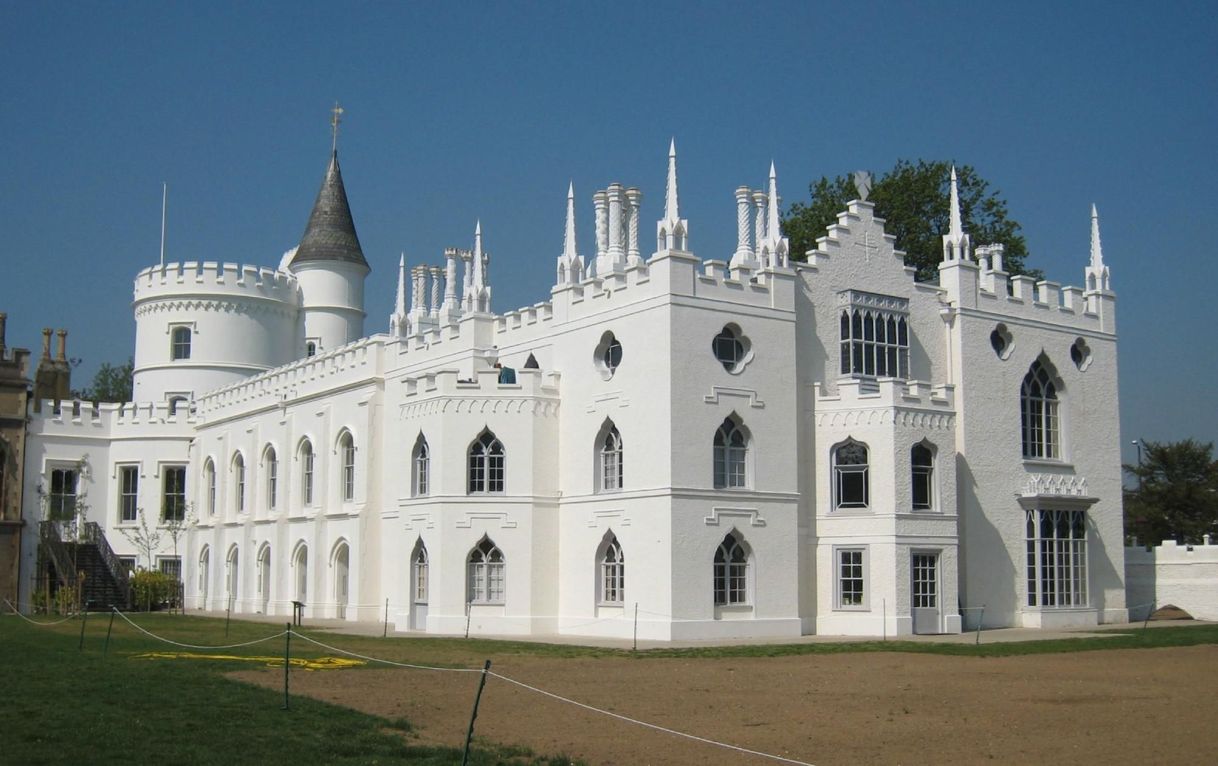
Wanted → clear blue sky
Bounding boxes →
[2,1,1215,467]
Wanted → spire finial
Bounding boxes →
[563,181,577,259]
[1090,203,1104,270]
[948,166,962,240]
[767,161,781,246]
[665,138,679,222]
[330,101,344,153]
[394,253,407,315]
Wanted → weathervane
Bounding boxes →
[330,101,344,152]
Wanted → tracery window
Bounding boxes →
[467,538,505,604]
[1026,509,1087,607]
[838,291,909,378]
[712,325,751,373]
[232,453,245,513]
[599,535,624,605]
[299,440,315,506]
[413,435,430,497]
[833,440,869,509]
[713,417,748,489]
[339,431,355,501]
[264,446,278,511]
[600,425,623,492]
[1021,359,1060,459]
[413,543,429,603]
[713,532,749,606]
[911,443,934,511]
[468,431,505,494]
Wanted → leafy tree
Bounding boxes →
[782,160,1042,283]
[1124,439,1218,545]
[80,358,133,402]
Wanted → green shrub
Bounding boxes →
[131,570,175,611]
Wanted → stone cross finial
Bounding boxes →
[853,171,872,202]
[330,102,344,153]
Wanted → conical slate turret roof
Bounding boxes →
[291,151,369,270]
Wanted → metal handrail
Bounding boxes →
[38,521,76,589]
[82,522,131,596]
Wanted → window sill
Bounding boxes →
[833,605,869,612]
[1022,458,1073,470]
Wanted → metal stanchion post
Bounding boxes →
[461,660,492,766]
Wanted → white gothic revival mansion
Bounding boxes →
[9,138,1127,640]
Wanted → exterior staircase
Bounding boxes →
[38,521,131,611]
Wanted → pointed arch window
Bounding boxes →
[467,538,505,604]
[339,431,355,501]
[1021,360,1060,459]
[468,431,505,494]
[713,417,748,489]
[713,532,750,606]
[911,443,934,511]
[299,440,315,506]
[232,453,246,513]
[264,446,278,511]
[203,458,216,517]
[599,535,624,605]
[600,425,623,492]
[413,543,429,603]
[833,440,869,509]
[412,435,430,497]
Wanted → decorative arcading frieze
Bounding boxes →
[1021,473,1088,497]
[399,398,558,419]
[814,408,954,430]
[837,289,910,313]
[134,299,298,321]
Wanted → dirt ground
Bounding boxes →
[235,645,1218,765]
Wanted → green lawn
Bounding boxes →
[0,612,576,765]
[3,611,1215,765]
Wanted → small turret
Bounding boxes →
[463,222,491,314]
[288,107,369,356]
[1085,204,1111,293]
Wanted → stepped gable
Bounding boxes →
[290,151,369,271]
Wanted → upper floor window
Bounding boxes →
[712,324,753,373]
[599,534,624,605]
[162,466,186,522]
[599,424,623,492]
[264,447,278,511]
[305,341,317,357]
[468,430,505,494]
[838,290,909,378]
[232,453,246,513]
[47,467,78,520]
[713,416,748,489]
[911,443,934,511]
[412,435,430,497]
[119,465,139,523]
[338,431,355,501]
[1021,359,1060,460]
[299,440,315,506]
[171,326,192,361]
[833,440,869,509]
[467,538,505,604]
[594,331,623,380]
[713,532,749,606]
[203,459,216,516]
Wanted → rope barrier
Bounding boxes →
[488,671,815,766]
[112,609,288,650]
[2,599,79,626]
[288,629,482,673]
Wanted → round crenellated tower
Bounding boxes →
[131,261,301,403]
[286,150,369,357]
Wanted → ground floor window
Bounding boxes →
[467,539,505,604]
[836,547,866,608]
[1025,509,1088,607]
[713,532,749,606]
[158,556,182,581]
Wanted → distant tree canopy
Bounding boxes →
[1125,439,1218,545]
[80,358,133,403]
[782,159,1042,283]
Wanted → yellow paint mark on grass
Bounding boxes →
[134,651,364,671]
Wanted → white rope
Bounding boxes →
[288,629,483,673]
[3,600,78,626]
[488,671,816,766]
[113,609,287,650]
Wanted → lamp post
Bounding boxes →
[1131,439,1144,491]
